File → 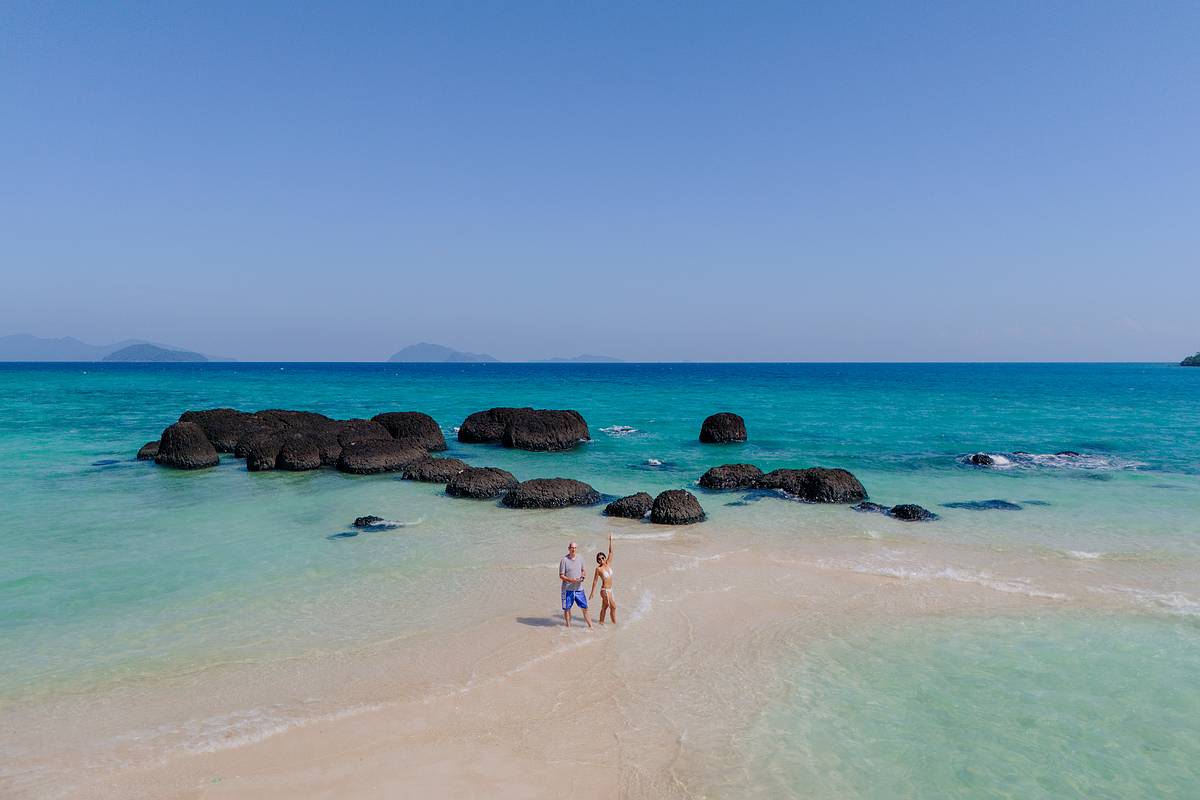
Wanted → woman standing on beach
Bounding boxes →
[590,533,616,624]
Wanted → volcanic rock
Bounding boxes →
[136,440,160,460]
[178,408,267,453]
[154,422,219,470]
[277,435,322,471]
[445,467,519,499]
[755,468,867,503]
[698,463,763,490]
[458,408,531,444]
[403,457,469,483]
[336,439,427,474]
[698,412,746,444]
[501,409,590,452]
[604,492,653,519]
[650,489,706,525]
[889,504,937,521]
[372,412,447,451]
[500,478,602,509]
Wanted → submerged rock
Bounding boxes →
[403,457,469,483]
[373,412,448,451]
[500,478,602,509]
[942,499,1023,511]
[699,412,747,443]
[968,453,995,466]
[889,504,937,521]
[698,463,763,490]
[155,422,219,470]
[502,409,590,451]
[336,440,427,474]
[136,440,160,460]
[604,492,653,519]
[458,407,531,444]
[353,515,386,528]
[445,466,519,499]
[650,489,706,525]
[755,468,867,503]
[852,501,889,514]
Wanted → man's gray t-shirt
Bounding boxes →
[560,555,583,592]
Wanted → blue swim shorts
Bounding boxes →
[562,589,588,611]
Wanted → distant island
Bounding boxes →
[387,343,498,363]
[0,333,228,362]
[1183,353,1200,367]
[102,344,208,363]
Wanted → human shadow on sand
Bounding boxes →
[516,616,562,627]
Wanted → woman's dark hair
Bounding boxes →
[596,552,606,563]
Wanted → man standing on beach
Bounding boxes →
[560,542,593,629]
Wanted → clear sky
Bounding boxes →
[2,1,1197,361]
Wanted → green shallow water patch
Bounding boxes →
[735,613,1200,799]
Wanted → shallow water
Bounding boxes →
[1,362,1197,796]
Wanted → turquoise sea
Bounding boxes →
[2,362,1198,797]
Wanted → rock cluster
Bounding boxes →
[755,468,867,503]
[698,464,763,490]
[500,478,602,509]
[458,407,590,451]
[141,407,447,473]
[403,457,469,483]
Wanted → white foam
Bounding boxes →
[820,558,1068,600]
[1065,550,1104,560]
[600,425,638,436]
[612,531,674,540]
[1092,586,1200,617]
[959,451,1146,471]
[646,458,663,466]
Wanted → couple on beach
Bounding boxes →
[559,533,616,628]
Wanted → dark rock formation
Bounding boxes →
[255,409,335,431]
[942,499,1023,511]
[501,409,590,452]
[336,418,393,447]
[446,467,519,499]
[403,457,469,483]
[336,439,427,474]
[178,408,268,452]
[500,478,602,509]
[604,492,653,519]
[136,440,160,460]
[458,408,531,443]
[277,435,322,471]
[698,463,763,490]
[698,412,746,444]
[968,453,995,466]
[755,468,867,503]
[852,501,889,514]
[1182,353,1200,367]
[372,412,448,451]
[354,515,385,528]
[154,422,219,470]
[239,431,284,471]
[650,489,706,525]
[889,504,937,521]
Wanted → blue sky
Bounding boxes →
[2,1,1197,361]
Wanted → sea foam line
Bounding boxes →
[819,558,1068,600]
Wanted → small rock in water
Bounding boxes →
[650,489,706,525]
[852,501,889,514]
[604,492,653,519]
[941,499,1023,511]
[353,515,386,528]
[888,504,937,521]
[969,453,995,466]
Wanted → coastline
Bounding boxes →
[7,512,1198,799]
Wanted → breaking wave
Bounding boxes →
[958,451,1147,471]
